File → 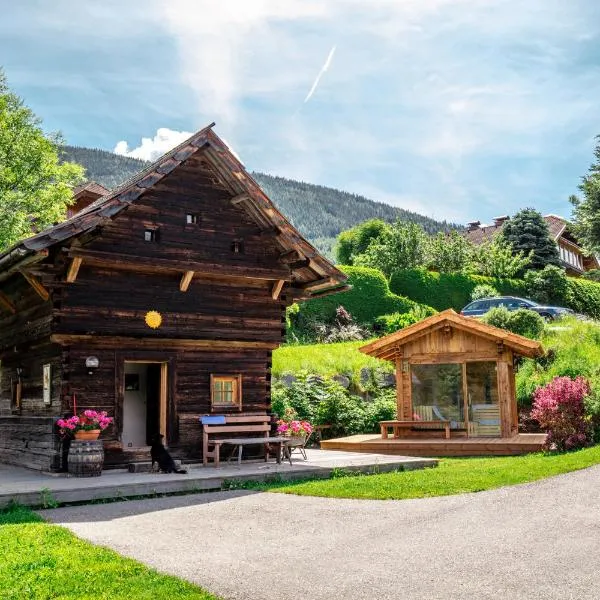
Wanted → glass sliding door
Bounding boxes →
[465,361,501,437]
[411,364,465,430]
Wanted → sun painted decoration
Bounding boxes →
[145,310,162,329]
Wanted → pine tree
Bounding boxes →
[500,208,560,272]
[570,136,600,254]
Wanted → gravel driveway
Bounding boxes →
[44,466,600,600]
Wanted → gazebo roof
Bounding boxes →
[359,309,543,360]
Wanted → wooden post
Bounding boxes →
[395,357,403,420]
[66,257,83,283]
[271,279,285,300]
[21,271,50,301]
[0,291,16,314]
[179,270,194,292]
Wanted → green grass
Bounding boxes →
[0,504,219,600]
[272,340,390,379]
[248,445,600,500]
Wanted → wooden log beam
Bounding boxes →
[68,248,292,282]
[0,291,16,314]
[271,279,285,300]
[278,249,302,264]
[50,334,279,351]
[20,271,50,301]
[288,259,311,270]
[66,257,83,283]
[180,270,195,292]
[230,193,250,205]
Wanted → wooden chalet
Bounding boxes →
[322,310,547,456]
[0,124,348,471]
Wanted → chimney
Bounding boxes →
[493,215,509,227]
[466,220,481,231]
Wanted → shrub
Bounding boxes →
[481,307,545,339]
[471,284,499,301]
[531,376,591,451]
[315,385,367,437]
[564,277,600,319]
[374,312,420,334]
[525,265,568,305]
[364,390,397,432]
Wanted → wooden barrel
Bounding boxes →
[68,440,104,477]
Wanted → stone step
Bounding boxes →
[127,460,183,473]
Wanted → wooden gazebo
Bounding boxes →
[322,309,546,456]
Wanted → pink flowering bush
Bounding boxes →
[276,407,313,438]
[531,376,591,451]
[56,410,113,437]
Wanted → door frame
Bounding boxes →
[117,353,175,447]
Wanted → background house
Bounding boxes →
[464,214,599,276]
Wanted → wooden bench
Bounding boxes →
[380,419,451,440]
[201,414,288,467]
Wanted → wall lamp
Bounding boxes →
[85,356,99,375]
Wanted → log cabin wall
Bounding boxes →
[49,153,289,467]
[0,273,62,470]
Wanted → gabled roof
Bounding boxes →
[73,181,110,198]
[0,124,347,295]
[464,214,572,246]
[360,309,543,360]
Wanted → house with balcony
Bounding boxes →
[464,214,599,276]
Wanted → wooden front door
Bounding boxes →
[122,361,168,448]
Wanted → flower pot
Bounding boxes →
[286,435,306,447]
[74,429,101,441]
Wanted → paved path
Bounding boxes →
[44,465,600,600]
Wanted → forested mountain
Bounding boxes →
[62,145,455,257]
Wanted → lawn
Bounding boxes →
[254,444,600,500]
[272,339,390,380]
[0,504,219,600]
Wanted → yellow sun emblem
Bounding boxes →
[145,310,162,329]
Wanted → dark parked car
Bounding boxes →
[460,296,574,320]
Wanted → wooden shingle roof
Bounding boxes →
[360,309,543,360]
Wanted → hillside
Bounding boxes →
[62,145,455,257]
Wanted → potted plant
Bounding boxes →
[57,410,113,441]
[276,408,313,442]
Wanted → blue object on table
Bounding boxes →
[200,415,226,425]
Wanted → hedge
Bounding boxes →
[296,266,435,327]
[389,269,527,312]
[389,267,600,319]
[564,278,600,319]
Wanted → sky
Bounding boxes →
[1,0,600,225]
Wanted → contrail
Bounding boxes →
[304,45,336,103]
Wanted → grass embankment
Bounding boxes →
[256,445,600,500]
[0,505,218,600]
[272,340,389,379]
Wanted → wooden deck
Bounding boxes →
[321,433,547,457]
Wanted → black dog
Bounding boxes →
[150,434,187,474]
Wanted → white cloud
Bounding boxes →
[114,128,192,161]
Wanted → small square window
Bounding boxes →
[144,229,157,242]
[186,214,199,225]
[230,240,244,254]
[210,374,242,410]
